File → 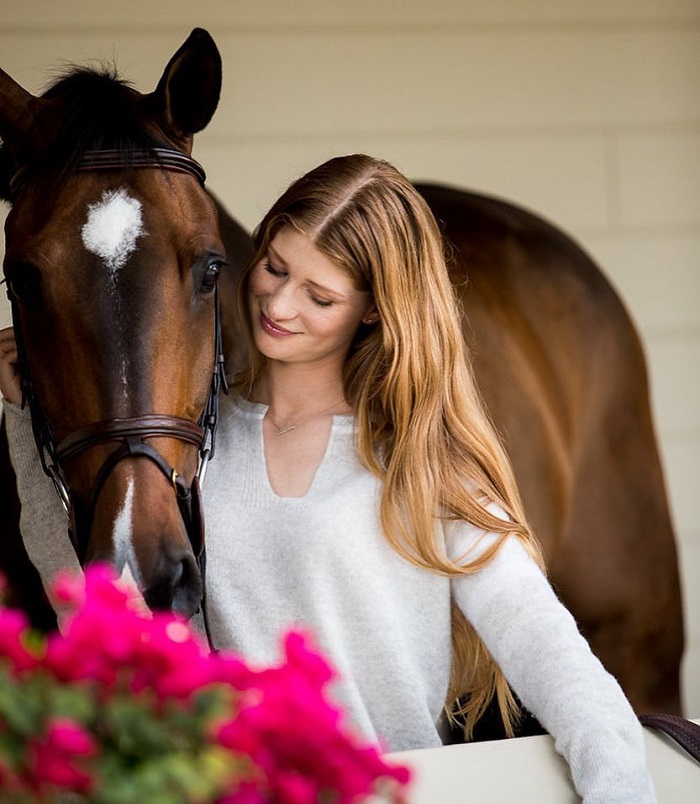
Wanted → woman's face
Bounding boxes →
[248,226,375,369]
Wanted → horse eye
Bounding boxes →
[5,264,42,309]
[200,259,223,295]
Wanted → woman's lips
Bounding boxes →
[260,312,296,338]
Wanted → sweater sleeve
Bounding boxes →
[2,401,80,589]
[446,522,657,804]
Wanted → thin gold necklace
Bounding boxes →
[266,397,347,436]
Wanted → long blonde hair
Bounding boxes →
[235,154,545,737]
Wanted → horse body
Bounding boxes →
[0,30,684,720]
[415,183,684,714]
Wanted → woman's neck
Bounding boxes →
[251,361,351,419]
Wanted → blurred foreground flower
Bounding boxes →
[0,565,410,803]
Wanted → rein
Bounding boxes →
[5,147,226,647]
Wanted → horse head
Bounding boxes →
[0,29,226,618]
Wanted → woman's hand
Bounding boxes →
[0,327,22,404]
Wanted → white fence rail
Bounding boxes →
[388,720,700,803]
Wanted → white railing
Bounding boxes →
[386,720,700,803]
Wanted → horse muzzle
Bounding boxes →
[61,416,207,619]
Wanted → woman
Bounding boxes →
[1,154,656,801]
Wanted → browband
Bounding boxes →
[9,147,206,197]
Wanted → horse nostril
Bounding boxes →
[172,557,204,620]
[144,584,174,612]
[142,554,202,618]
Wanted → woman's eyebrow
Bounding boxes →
[267,244,286,265]
[305,279,346,299]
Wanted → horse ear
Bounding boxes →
[0,67,47,164]
[150,28,222,148]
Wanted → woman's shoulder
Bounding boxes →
[211,393,264,453]
[219,391,266,422]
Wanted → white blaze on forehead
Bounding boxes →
[81,188,144,273]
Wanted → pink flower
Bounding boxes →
[0,566,411,802]
[45,718,97,756]
[214,781,267,803]
[213,630,411,802]
[0,608,40,673]
[50,567,87,608]
[30,717,96,793]
[131,614,216,698]
[273,771,318,804]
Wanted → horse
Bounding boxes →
[0,28,235,623]
[0,29,683,722]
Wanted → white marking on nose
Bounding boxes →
[113,477,142,587]
[81,188,144,274]
[119,563,150,615]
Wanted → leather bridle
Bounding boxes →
[5,148,227,633]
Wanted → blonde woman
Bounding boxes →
[2,154,655,801]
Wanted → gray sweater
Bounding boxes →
[4,394,656,802]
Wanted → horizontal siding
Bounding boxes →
[677,523,700,716]
[617,131,700,226]
[3,0,700,29]
[1,29,699,132]
[646,340,700,434]
[198,133,611,234]
[664,439,700,540]
[586,234,700,332]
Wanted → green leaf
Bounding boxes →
[0,673,45,736]
[46,680,97,724]
[86,740,241,804]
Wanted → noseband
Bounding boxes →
[6,148,227,584]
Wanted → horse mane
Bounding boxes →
[0,66,162,201]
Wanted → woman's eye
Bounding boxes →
[265,260,286,277]
[261,260,333,307]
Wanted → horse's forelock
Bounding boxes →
[0,66,162,202]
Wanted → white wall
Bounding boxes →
[2,1,699,715]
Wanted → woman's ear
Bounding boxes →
[362,308,380,325]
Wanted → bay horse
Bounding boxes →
[0,30,683,722]
[0,28,231,622]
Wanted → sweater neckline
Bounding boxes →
[231,394,354,500]
[233,394,355,434]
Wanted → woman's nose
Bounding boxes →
[266,283,296,320]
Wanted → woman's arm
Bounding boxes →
[1,328,79,589]
[448,526,656,804]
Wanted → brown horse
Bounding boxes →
[416,185,684,718]
[0,29,230,619]
[0,30,683,721]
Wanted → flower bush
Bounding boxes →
[0,566,410,803]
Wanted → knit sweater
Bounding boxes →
[3,395,657,802]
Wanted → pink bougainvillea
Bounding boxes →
[0,565,411,803]
[30,717,97,793]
